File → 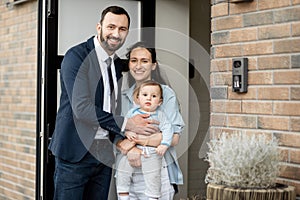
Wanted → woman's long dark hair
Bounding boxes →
[124,41,169,87]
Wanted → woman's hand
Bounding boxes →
[156,144,168,156]
[127,147,143,167]
[171,133,180,146]
[116,139,136,155]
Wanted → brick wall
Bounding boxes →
[0,0,37,199]
[210,0,300,196]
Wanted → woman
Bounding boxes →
[116,41,185,199]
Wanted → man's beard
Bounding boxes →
[99,31,123,52]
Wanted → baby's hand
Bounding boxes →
[125,131,137,141]
[156,144,168,156]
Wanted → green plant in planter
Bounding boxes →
[205,132,280,189]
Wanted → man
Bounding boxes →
[49,6,157,200]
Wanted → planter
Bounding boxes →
[207,183,296,200]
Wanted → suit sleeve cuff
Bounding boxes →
[121,117,128,132]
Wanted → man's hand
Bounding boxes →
[127,147,142,167]
[126,114,159,135]
[116,139,136,155]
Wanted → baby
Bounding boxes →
[116,80,173,200]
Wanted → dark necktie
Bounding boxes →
[105,57,115,113]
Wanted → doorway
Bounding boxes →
[188,0,211,197]
[37,0,211,199]
[37,1,155,199]
[155,0,210,198]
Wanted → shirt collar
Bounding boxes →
[93,35,115,62]
[122,83,136,103]
[133,107,158,116]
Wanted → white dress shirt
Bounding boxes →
[93,36,118,139]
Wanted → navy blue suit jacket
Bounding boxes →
[49,36,125,162]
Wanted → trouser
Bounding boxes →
[53,139,114,200]
[116,146,162,198]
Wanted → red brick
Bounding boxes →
[258,116,290,131]
[211,3,228,18]
[292,22,300,37]
[230,28,257,43]
[211,72,231,86]
[210,127,240,137]
[210,1,300,197]
[274,39,300,53]
[279,165,300,181]
[259,24,291,40]
[214,44,243,58]
[291,87,300,100]
[227,115,257,128]
[230,1,257,14]
[211,31,230,45]
[212,15,243,31]
[275,132,300,148]
[242,101,273,114]
[228,87,257,100]
[274,102,300,116]
[291,117,300,132]
[0,1,37,200]
[257,87,289,100]
[290,149,300,164]
[245,57,257,71]
[248,71,273,85]
[258,55,290,70]
[211,100,242,113]
[258,0,290,10]
[244,130,273,138]
[274,7,300,23]
[243,41,273,56]
[278,147,289,162]
[243,11,273,27]
[274,70,300,84]
[211,59,229,72]
[210,114,227,126]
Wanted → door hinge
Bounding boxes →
[47,0,55,17]
[39,131,44,138]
